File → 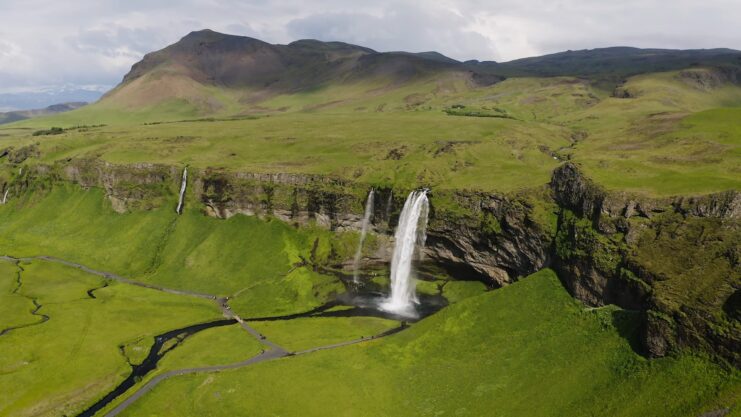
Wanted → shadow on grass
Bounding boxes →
[610,309,643,355]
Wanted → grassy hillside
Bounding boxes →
[120,269,740,417]
[3,66,739,196]
[0,185,348,316]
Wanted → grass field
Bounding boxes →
[0,261,40,333]
[0,260,222,417]
[2,68,739,196]
[118,269,741,417]
[249,316,400,352]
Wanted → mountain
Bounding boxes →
[0,88,101,112]
[0,101,87,125]
[474,46,741,80]
[101,29,475,112]
[99,30,741,116]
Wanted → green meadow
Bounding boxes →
[0,185,345,316]
[3,68,740,196]
[0,260,222,417]
[0,53,739,417]
[119,270,740,417]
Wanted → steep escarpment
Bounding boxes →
[194,168,554,284]
[7,159,553,285]
[423,192,552,286]
[551,163,740,366]
[4,158,738,366]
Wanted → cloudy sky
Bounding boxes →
[0,0,739,97]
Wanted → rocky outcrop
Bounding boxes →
[196,169,360,229]
[62,159,179,212]
[424,192,551,286]
[550,163,740,366]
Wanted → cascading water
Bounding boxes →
[176,167,187,214]
[381,189,429,317]
[1,189,8,204]
[385,190,393,220]
[353,189,375,283]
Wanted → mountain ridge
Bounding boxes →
[0,101,86,125]
[99,29,741,114]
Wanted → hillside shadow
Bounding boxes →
[610,309,644,355]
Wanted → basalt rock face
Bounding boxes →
[551,163,740,366]
[424,192,551,287]
[196,169,365,230]
[62,159,179,212]
[195,170,553,284]
[34,160,553,285]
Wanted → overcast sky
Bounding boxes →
[0,0,739,94]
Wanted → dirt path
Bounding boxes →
[104,323,406,417]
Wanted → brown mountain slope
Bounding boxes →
[102,29,480,111]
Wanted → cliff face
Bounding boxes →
[423,192,551,286]
[550,163,740,366]
[9,158,740,366]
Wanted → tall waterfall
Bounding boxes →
[381,189,429,316]
[353,189,375,283]
[176,167,187,214]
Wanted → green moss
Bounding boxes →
[481,212,502,234]
[555,209,623,274]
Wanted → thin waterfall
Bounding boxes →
[385,190,393,222]
[176,167,187,214]
[353,189,375,283]
[1,189,8,204]
[381,189,429,316]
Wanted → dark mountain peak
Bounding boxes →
[170,29,272,52]
[181,29,224,41]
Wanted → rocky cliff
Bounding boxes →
[550,163,739,366]
[5,158,739,366]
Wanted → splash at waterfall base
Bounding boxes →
[311,266,449,322]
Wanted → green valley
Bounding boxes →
[0,28,738,417]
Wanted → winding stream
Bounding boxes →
[77,319,236,417]
[0,261,50,336]
[0,254,452,417]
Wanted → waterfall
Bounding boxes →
[1,189,8,204]
[381,189,429,316]
[352,189,375,283]
[385,190,393,222]
[176,167,187,214]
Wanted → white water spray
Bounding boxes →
[1,189,8,204]
[381,189,429,317]
[176,167,187,214]
[353,189,375,283]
